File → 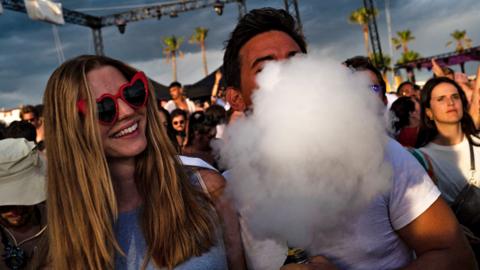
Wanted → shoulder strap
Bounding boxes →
[407,148,437,184]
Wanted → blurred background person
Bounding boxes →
[182,111,218,169]
[0,138,48,270]
[205,104,227,140]
[164,81,196,115]
[416,77,480,260]
[157,106,180,152]
[170,108,188,148]
[390,96,421,147]
[33,104,45,147]
[5,120,37,143]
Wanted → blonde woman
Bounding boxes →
[43,55,240,269]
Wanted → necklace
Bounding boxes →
[1,225,47,270]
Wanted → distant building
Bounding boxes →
[0,107,21,125]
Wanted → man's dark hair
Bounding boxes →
[343,56,387,97]
[19,105,38,120]
[5,121,37,142]
[205,104,227,125]
[169,81,182,89]
[34,104,44,117]
[223,7,307,90]
[170,108,187,120]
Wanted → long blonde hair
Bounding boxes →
[43,55,216,269]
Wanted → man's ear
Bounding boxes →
[226,87,246,112]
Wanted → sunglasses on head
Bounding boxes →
[77,71,149,125]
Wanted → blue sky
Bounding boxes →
[1,0,479,109]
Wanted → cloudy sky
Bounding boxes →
[1,0,479,109]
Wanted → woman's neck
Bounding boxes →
[108,157,142,212]
[433,123,464,146]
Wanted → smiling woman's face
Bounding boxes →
[87,66,148,158]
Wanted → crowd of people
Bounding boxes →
[0,7,479,270]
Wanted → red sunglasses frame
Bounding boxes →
[77,71,149,125]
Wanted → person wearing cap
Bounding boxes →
[0,138,47,270]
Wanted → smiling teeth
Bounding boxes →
[114,123,138,138]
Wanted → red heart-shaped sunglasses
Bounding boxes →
[77,71,149,125]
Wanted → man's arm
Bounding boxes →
[396,198,477,270]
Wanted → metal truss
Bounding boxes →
[283,0,303,34]
[2,0,101,27]
[363,0,384,69]
[100,0,242,27]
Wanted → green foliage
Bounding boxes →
[370,53,391,72]
[189,27,209,44]
[162,35,184,60]
[392,30,415,52]
[396,51,421,65]
[348,7,378,25]
[446,29,472,52]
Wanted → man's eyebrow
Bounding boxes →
[288,50,300,57]
[251,55,275,69]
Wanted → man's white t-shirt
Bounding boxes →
[420,135,480,204]
[234,139,440,270]
[164,99,196,114]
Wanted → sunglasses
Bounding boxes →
[77,71,149,125]
[173,120,185,125]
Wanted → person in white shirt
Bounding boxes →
[222,8,475,270]
[164,81,196,114]
[416,76,480,260]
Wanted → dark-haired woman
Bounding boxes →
[390,96,421,147]
[416,77,480,258]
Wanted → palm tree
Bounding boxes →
[162,35,184,81]
[189,27,209,76]
[370,53,391,73]
[397,50,421,83]
[348,7,378,56]
[446,30,473,52]
[392,30,415,54]
[396,50,421,65]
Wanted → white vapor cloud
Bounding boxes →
[219,53,392,252]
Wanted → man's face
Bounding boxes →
[0,205,35,228]
[238,30,302,108]
[22,112,39,127]
[169,86,182,99]
[399,84,414,97]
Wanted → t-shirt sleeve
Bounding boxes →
[387,140,441,230]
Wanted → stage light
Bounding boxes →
[115,17,127,34]
[213,1,224,16]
